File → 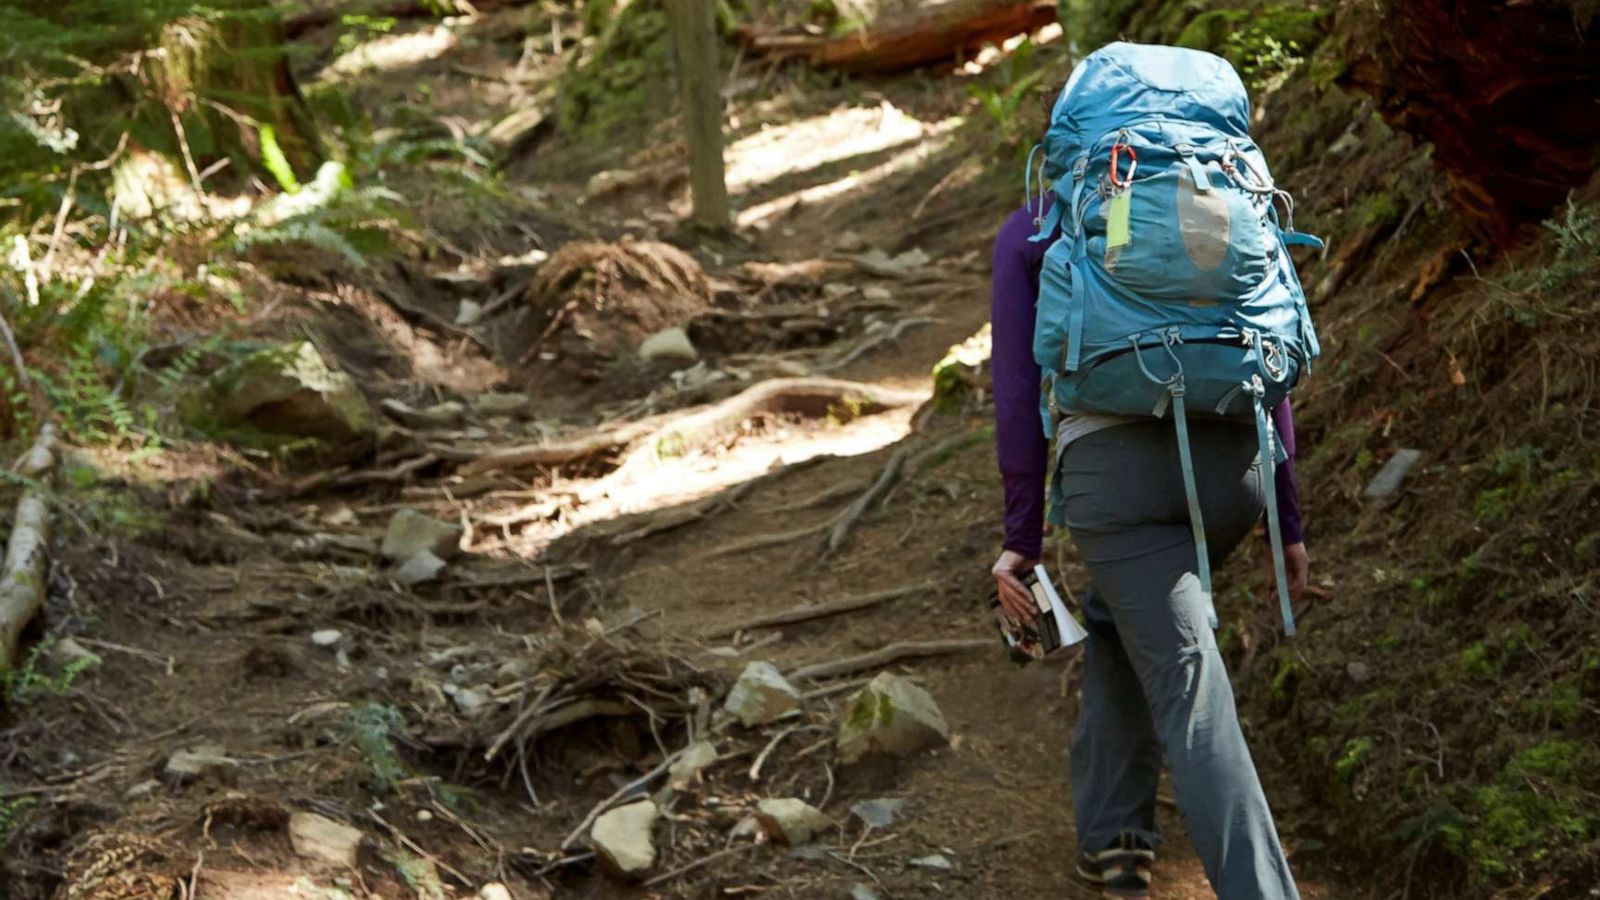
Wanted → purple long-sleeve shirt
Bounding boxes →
[991,203,1304,559]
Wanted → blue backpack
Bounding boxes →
[1027,42,1322,635]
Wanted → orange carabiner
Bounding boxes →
[1109,142,1138,190]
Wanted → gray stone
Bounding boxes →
[470,392,530,418]
[910,853,953,871]
[1347,661,1370,684]
[1363,449,1424,501]
[848,797,906,830]
[124,779,160,800]
[755,798,833,846]
[381,509,462,561]
[638,326,698,362]
[478,884,512,900]
[861,285,893,303]
[394,551,448,586]
[443,683,490,718]
[180,341,374,444]
[381,398,466,430]
[850,884,883,900]
[164,745,235,784]
[669,740,718,789]
[836,673,949,764]
[723,661,801,727]
[310,629,344,648]
[454,300,484,326]
[590,799,659,879]
[288,811,364,867]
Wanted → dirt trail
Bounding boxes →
[0,15,1369,900]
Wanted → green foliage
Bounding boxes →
[349,702,408,793]
[969,40,1052,159]
[556,2,675,148]
[4,639,96,705]
[1334,736,1375,783]
[0,796,34,841]
[1500,196,1600,295]
[1449,741,1600,879]
[258,125,302,193]
[1174,5,1326,92]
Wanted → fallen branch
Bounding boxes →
[705,582,934,639]
[787,639,989,682]
[0,424,56,675]
[560,749,685,851]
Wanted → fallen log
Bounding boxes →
[0,424,58,676]
[734,0,1057,74]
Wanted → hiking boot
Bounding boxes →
[1076,832,1155,898]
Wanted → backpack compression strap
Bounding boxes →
[1249,377,1296,635]
[1132,332,1218,630]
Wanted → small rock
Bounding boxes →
[1347,661,1370,684]
[289,811,364,867]
[638,326,698,362]
[164,745,235,784]
[470,392,530,418]
[821,283,855,299]
[381,509,463,561]
[848,797,906,830]
[180,341,375,445]
[723,661,802,727]
[861,285,893,302]
[834,230,867,252]
[124,779,160,800]
[478,884,512,900]
[836,673,949,764]
[48,637,101,671]
[455,300,484,326]
[590,799,659,879]
[1363,448,1424,502]
[669,740,718,789]
[381,399,466,430]
[394,550,448,586]
[443,683,490,718]
[310,629,344,648]
[910,853,953,871]
[849,884,883,900]
[324,507,358,527]
[755,798,834,846]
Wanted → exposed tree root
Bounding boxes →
[459,377,927,479]
[0,424,58,675]
[705,581,936,639]
[786,639,990,682]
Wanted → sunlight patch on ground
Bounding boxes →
[735,118,963,228]
[316,24,460,84]
[601,399,923,517]
[724,102,931,192]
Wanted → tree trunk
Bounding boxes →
[667,0,732,231]
[1339,0,1600,246]
[735,0,1058,74]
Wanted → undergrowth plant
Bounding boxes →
[4,639,96,705]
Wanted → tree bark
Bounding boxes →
[735,0,1057,74]
[667,0,731,231]
[0,424,57,677]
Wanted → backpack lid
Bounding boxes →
[1043,42,1252,180]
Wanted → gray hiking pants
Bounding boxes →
[1058,420,1300,900]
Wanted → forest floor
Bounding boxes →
[0,8,1404,900]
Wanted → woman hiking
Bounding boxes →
[990,44,1315,900]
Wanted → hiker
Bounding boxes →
[988,44,1314,899]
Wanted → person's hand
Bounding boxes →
[1264,542,1309,602]
[992,549,1039,624]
